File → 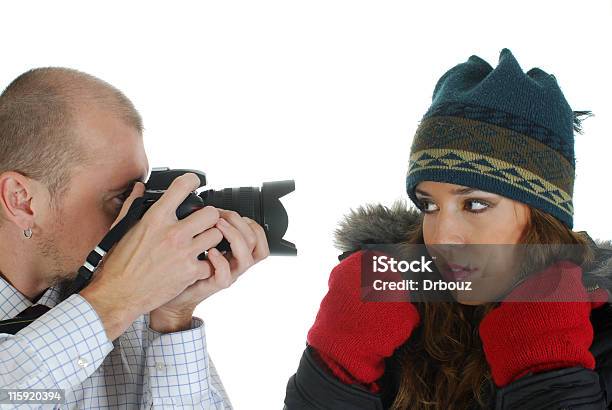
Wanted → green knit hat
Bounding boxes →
[406,48,590,228]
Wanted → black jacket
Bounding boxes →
[284,202,612,409]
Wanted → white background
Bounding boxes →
[2,1,611,408]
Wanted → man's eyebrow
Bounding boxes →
[415,186,478,197]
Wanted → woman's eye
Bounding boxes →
[465,199,489,213]
[417,199,490,214]
[418,200,438,213]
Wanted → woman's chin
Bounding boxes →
[450,290,486,306]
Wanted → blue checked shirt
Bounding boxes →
[0,276,232,409]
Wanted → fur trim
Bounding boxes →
[333,199,421,252]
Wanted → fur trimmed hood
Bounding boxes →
[333,200,612,297]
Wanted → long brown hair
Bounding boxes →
[389,207,595,410]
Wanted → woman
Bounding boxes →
[284,49,612,409]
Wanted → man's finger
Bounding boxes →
[178,206,220,237]
[190,227,223,257]
[243,217,270,262]
[111,182,145,229]
[207,247,233,289]
[183,248,232,301]
[218,209,257,252]
[192,259,214,281]
[215,217,254,273]
[148,173,200,217]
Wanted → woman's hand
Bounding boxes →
[479,260,595,387]
[306,250,420,391]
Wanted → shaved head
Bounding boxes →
[0,67,143,204]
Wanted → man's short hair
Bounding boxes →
[0,67,143,206]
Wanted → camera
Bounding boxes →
[141,167,296,256]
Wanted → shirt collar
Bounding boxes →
[0,275,60,320]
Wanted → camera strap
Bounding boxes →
[0,304,51,335]
[70,197,147,294]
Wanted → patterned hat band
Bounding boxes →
[406,116,575,228]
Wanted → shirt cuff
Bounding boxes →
[17,293,114,389]
[145,316,221,402]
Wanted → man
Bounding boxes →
[0,67,269,409]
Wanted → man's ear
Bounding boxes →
[0,171,38,230]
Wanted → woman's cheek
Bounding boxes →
[471,211,512,242]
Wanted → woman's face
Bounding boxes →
[415,181,531,305]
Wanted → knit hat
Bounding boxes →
[405,48,590,228]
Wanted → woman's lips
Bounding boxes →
[444,263,479,281]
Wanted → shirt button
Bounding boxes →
[77,357,89,368]
[155,362,165,371]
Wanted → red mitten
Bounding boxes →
[307,250,420,392]
[479,260,595,387]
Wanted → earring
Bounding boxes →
[23,227,32,238]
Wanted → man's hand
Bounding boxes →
[80,173,227,341]
[149,209,270,333]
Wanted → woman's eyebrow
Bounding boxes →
[414,188,431,197]
[451,187,477,195]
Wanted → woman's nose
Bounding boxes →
[429,211,467,246]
